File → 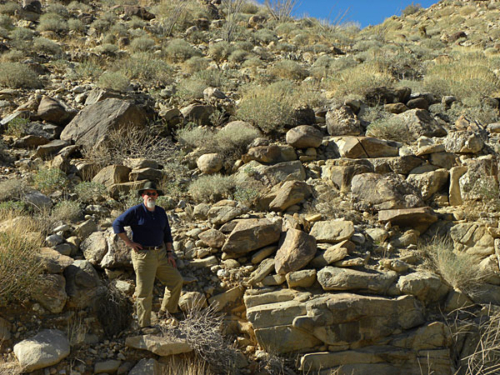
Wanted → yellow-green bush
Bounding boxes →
[164,38,201,63]
[97,71,130,91]
[270,59,308,80]
[32,168,68,194]
[188,174,235,203]
[0,62,41,89]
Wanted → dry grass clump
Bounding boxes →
[423,52,500,103]
[161,298,239,373]
[37,12,69,34]
[95,282,132,338]
[51,200,83,223]
[116,53,174,87]
[0,62,42,89]
[0,178,25,202]
[33,37,63,57]
[164,38,201,63]
[0,213,43,303]
[97,71,130,92]
[270,59,309,80]
[420,236,485,295]
[366,116,413,144]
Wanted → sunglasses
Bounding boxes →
[143,191,158,196]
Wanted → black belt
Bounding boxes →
[142,246,163,250]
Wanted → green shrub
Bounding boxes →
[117,53,174,86]
[33,37,63,57]
[164,39,200,63]
[33,168,68,194]
[237,80,320,133]
[127,16,146,30]
[188,174,235,203]
[68,18,85,33]
[69,59,104,81]
[0,179,24,202]
[270,59,308,80]
[0,215,43,303]
[9,27,34,49]
[0,2,20,15]
[0,14,12,29]
[366,116,412,143]
[0,62,41,89]
[95,43,119,56]
[176,70,230,101]
[208,41,234,65]
[75,182,107,203]
[228,49,249,64]
[182,56,210,74]
[51,200,82,222]
[447,102,500,126]
[37,13,69,33]
[0,200,26,213]
[98,71,130,91]
[67,1,92,13]
[129,36,156,52]
[254,28,278,44]
[401,2,422,16]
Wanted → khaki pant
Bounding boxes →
[131,247,183,327]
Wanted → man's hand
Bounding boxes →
[167,253,177,268]
[127,241,143,253]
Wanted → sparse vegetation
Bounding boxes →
[188,174,235,202]
[32,168,68,195]
[0,62,41,89]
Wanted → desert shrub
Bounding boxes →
[182,56,210,74]
[0,2,20,15]
[51,200,82,222]
[228,49,249,64]
[0,201,26,214]
[153,0,208,35]
[366,116,413,143]
[447,102,500,126]
[68,18,85,33]
[83,126,175,168]
[37,13,69,33]
[401,2,422,16]
[108,23,129,38]
[234,40,254,51]
[0,214,43,303]
[69,59,104,81]
[116,53,174,86]
[237,80,321,133]
[323,61,394,100]
[74,182,107,203]
[95,283,132,338]
[90,12,116,35]
[5,117,29,138]
[270,59,308,80]
[129,36,156,52]
[94,43,119,56]
[127,16,146,30]
[0,179,24,202]
[254,28,278,44]
[188,174,235,202]
[164,39,200,63]
[67,1,92,13]
[32,168,68,194]
[208,41,234,65]
[0,26,8,39]
[0,62,41,89]
[97,71,130,91]
[0,14,12,29]
[33,37,63,57]
[310,55,336,79]
[242,56,264,69]
[240,1,259,14]
[421,236,485,295]
[9,27,34,49]
[176,70,230,101]
[424,53,500,103]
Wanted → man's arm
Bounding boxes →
[113,207,142,252]
[117,232,143,253]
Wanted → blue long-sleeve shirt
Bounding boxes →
[112,203,173,247]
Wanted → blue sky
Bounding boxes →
[257,1,438,28]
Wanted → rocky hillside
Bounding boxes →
[2,0,500,374]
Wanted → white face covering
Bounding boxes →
[146,198,156,209]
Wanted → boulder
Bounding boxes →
[309,220,354,243]
[125,335,192,356]
[198,228,226,248]
[60,98,150,149]
[13,330,70,372]
[397,272,450,304]
[396,109,447,141]
[286,125,323,148]
[92,165,131,187]
[334,137,399,159]
[222,219,281,257]
[378,207,438,233]
[197,153,223,174]
[64,260,101,309]
[269,181,312,212]
[32,274,67,313]
[36,96,75,126]
[36,248,74,274]
[444,131,484,154]
[275,229,317,275]
[326,105,363,136]
[317,267,397,293]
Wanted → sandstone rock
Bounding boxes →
[334,137,399,158]
[198,229,226,248]
[33,139,71,159]
[64,260,101,310]
[397,272,450,304]
[286,125,323,148]
[243,145,282,164]
[286,269,316,288]
[0,316,10,342]
[309,220,354,243]
[275,229,316,275]
[310,241,352,268]
[317,267,397,293]
[13,330,70,372]
[35,247,74,274]
[450,223,494,255]
[180,103,214,125]
[129,167,164,182]
[128,358,161,375]
[351,173,423,210]
[222,218,281,257]
[60,98,150,148]
[197,153,223,174]
[246,258,275,285]
[32,274,67,313]
[368,155,424,175]
[209,286,245,312]
[36,96,75,126]
[396,109,447,141]
[179,291,208,312]
[449,166,467,206]
[125,335,192,356]
[378,207,438,233]
[444,131,484,154]
[95,360,121,374]
[326,105,362,136]
[406,167,449,200]
[24,190,53,210]
[269,181,312,211]
[208,203,249,226]
[93,165,131,187]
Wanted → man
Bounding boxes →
[112,181,183,328]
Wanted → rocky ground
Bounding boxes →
[2,0,500,374]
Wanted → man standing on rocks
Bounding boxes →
[112,181,183,328]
